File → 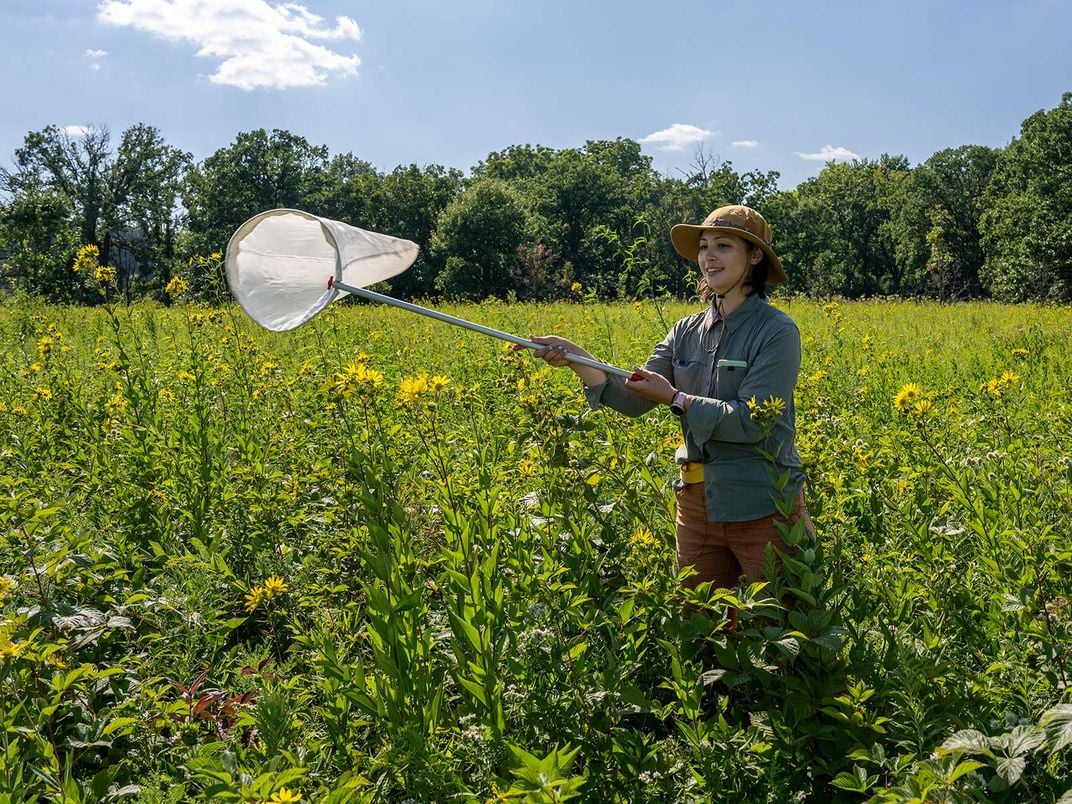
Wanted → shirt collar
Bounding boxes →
[704,292,764,333]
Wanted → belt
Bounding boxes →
[679,461,704,484]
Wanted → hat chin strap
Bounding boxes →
[713,264,752,316]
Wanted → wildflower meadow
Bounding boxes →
[2,279,1071,801]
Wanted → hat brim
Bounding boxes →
[670,223,788,285]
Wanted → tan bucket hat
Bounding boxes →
[670,204,788,285]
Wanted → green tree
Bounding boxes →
[376,164,463,298]
[183,129,330,258]
[473,139,660,298]
[7,125,112,253]
[3,123,190,297]
[111,124,192,296]
[884,145,999,298]
[772,156,908,297]
[979,92,1072,301]
[431,179,532,300]
[0,188,78,300]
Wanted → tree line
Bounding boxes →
[2,92,1070,304]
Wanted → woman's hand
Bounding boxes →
[516,335,588,368]
[517,336,608,387]
[625,367,677,405]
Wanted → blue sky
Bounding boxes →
[2,0,1070,189]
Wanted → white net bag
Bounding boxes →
[225,208,633,378]
[225,208,419,332]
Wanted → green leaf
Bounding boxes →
[993,755,1026,785]
[946,758,985,783]
[458,677,488,708]
[1042,704,1072,753]
[566,640,587,660]
[831,767,877,792]
[102,717,139,736]
[940,729,993,756]
[998,725,1046,756]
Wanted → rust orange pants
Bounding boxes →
[674,482,813,590]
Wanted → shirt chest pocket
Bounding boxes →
[671,357,708,395]
[715,360,748,400]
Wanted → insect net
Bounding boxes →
[225,208,419,332]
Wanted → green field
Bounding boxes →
[1,296,1071,802]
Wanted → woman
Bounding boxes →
[525,205,811,595]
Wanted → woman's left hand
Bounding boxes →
[625,367,677,405]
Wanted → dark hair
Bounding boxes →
[748,258,769,298]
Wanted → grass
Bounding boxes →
[1,293,1071,802]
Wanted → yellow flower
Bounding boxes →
[106,389,130,415]
[0,623,26,661]
[34,386,53,401]
[165,276,189,298]
[0,640,26,661]
[244,586,266,613]
[1012,348,1028,360]
[269,788,302,803]
[325,362,384,400]
[1000,371,1020,387]
[910,399,935,417]
[747,395,786,430]
[570,281,583,293]
[396,373,430,406]
[263,576,288,599]
[518,458,537,479]
[429,375,450,393]
[93,264,117,286]
[893,383,922,411]
[37,336,55,356]
[630,529,660,550]
[72,244,100,274]
[981,378,1003,398]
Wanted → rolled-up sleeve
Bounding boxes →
[684,323,800,445]
[584,324,677,418]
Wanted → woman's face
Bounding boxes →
[697,231,761,297]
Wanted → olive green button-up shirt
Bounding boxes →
[584,293,805,522]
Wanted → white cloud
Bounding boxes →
[732,139,759,149]
[96,0,362,90]
[62,125,91,137]
[797,144,860,162]
[85,48,110,58]
[639,123,718,152]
